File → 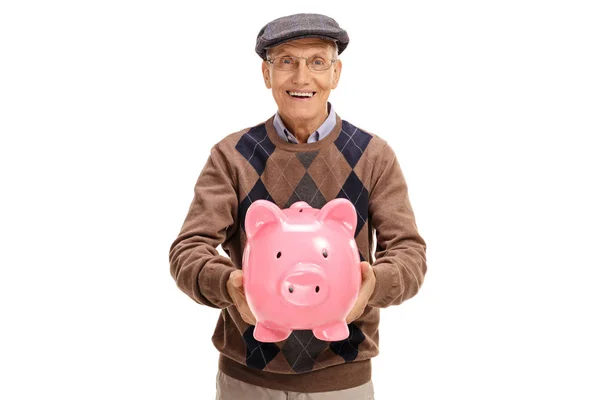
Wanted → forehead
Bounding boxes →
[269,38,334,56]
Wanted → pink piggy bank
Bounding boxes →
[242,198,361,343]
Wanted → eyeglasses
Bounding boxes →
[266,56,337,72]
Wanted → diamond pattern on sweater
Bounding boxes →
[285,173,327,209]
[296,151,319,169]
[261,153,305,207]
[337,170,369,238]
[335,121,373,169]
[282,330,328,373]
[329,323,366,362]
[307,162,352,205]
[234,120,375,372]
[239,178,272,233]
[235,124,275,175]
[243,326,281,370]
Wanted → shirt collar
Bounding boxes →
[273,102,336,144]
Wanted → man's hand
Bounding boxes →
[346,261,377,324]
[226,270,256,325]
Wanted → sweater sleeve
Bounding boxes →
[367,143,427,308]
[169,144,239,309]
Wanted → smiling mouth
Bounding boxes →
[287,91,316,98]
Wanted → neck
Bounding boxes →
[279,109,328,143]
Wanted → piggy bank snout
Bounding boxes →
[281,265,329,307]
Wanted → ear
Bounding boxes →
[262,61,272,89]
[245,200,285,239]
[332,58,342,89]
[316,198,357,236]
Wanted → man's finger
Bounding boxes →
[231,294,254,324]
[239,305,256,324]
[360,261,370,277]
[346,309,355,324]
[230,270,243,287]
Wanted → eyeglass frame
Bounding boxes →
[265,55,338,72]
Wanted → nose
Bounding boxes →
[292,59,311,85]
[281,265,328,307]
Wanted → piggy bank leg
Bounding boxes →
[313,322,349,341]
[254,321,292,343]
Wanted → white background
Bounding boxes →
[1,0,599,399]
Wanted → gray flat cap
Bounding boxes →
[255,13,349,60]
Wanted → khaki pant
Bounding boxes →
[216,370,375,400]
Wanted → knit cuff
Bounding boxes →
[198,259,237,309]
[368,263,402,308]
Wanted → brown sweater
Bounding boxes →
[169,114,427,393]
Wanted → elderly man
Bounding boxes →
[169,13,427,400]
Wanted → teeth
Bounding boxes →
[288,91,314,97]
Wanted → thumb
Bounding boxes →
[230,270,243,287]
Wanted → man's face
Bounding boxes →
[262,38,342,127]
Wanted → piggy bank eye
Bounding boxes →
[322,249,328,258]
[276,251,282,258]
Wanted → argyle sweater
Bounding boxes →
[169,114,427,393]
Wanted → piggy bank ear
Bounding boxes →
[245,200,286,239]
[316,198,357,236]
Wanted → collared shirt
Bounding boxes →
[273,102,336,144]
